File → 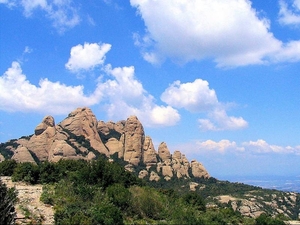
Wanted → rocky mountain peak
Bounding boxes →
[1,107,210,181]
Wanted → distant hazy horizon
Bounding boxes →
[217,175,300,193]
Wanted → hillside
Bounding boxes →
[1,107,300,224]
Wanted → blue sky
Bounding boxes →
[1,0,300,179]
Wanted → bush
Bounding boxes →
[12,162,39,184]
[182,192,206,211]
[90,200,124,225]
[129,186,167,220]
[40,184,55,205]
[0,160,17,176]
[255,213,285,225]
[106,184,131,210]
[0,180,17,225]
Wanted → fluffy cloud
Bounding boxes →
[130,0,282,67]
[0,44,180,127]
[198,108,248,131]
[0,0,80,32]
[183,139,300,155]
[131,0,300,67]
[197,139,244,153]
[242,139,300,154]
[0,61,101,115]
[161,79,218,112]
[279,0,300,26]
[161,79,248,131]
[65,43,111,72]
[97,64,180,127]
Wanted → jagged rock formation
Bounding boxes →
[0,107,210,180]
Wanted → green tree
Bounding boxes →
[12,162,39,184]
[182,192,206,211]
[0,160,17,176]
[0,180,17,225]
[255,213,285,225]
[106,183,131,210]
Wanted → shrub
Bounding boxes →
[129,186,167,220]
[12,162,39,184]
[182,191,206,211]
[0,160,17,176]
[106,184,131,210]
[0,180,17,225]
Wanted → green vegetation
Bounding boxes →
[0,179,17,225]
[0,154,297,224]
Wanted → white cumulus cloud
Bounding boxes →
[98,64,180,127]
[197,139,244,153]
[161,79,218,112]
[131,0,300,67]
[199,108,248,131]
[0,61,101,115]
[161,79,248,131]
[242,139,300,154]
[65,43,112,72]
[0,60,180,127]
[130,0,282,67]
[179,139,300,156]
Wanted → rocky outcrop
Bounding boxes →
[34,116,55,135]
[149,171,160,182]
[215,191,300,219]
[2,107,210,181]
[158,142,171,161]
[26,116,57,161]
[58,107,108,156]
[191,160,210,178]
[11,146,36,164]
[123,116,145,166]
[142,136,157,167]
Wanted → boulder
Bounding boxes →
[149,171,160,181]
[138,170,149,179]
[189,182,199,191]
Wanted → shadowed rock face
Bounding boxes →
[3,107,210,180]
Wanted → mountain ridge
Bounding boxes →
[0,107,210,181]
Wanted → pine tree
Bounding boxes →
[0,180,17,225]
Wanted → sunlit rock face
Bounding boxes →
[3,107,210,181]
